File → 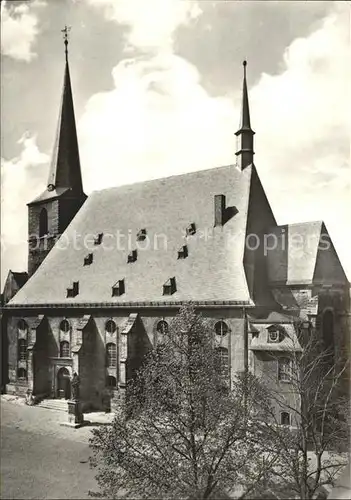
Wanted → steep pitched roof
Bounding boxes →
[10,164,257,306]
[267,221,348,286]
[28,57,84,206]
[267,221,323,285]
[47,59,83,193]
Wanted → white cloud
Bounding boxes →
[79,53,235,191]
[1,134,48,284]
[78,2,350,278]
[251,2,350,278]
[84,0,201,51]
[1,0,46,62]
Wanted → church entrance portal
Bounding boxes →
[57,367,71,399]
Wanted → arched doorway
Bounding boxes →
[57,367,71,399]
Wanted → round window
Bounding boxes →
[156,320,169,334]
[60,319,70,332]
[106,320,117,334]
[215,321,228,337]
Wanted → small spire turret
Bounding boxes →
[235,60,255,170]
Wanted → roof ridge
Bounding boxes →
[275,220,323,228]
[90,164,239,196]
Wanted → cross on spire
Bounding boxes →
[61,25,71,61]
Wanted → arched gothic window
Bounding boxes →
[60,341,70,357]
[39,208,48,237]
[156,320,169,335]
[215,347,229,376]
[18,339,27,361]
[106,343,117,368]
[280,412,290,426]
[278,357,292,382]
[215,321,228,337]
[322,310,334,360]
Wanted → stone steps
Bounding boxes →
[36,398,68,412]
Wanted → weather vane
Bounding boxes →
[61,25,71,60]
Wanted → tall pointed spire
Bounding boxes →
[235,61,255,170]
[47,27,83,194]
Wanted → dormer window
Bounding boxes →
[186,223,196,236]
[163,277,176,296]
[94,233,103,245]
[268,325,284,343]
[67,281,79,298]
[177,245,188,259]
[127,250,137,263]
[84,253,93,266]
[269,329,279,342]
[137,229,147,241]
[112,279,125,297]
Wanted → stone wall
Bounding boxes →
[4,306,250,405]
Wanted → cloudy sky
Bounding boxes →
[1,0,350,287]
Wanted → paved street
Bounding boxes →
[1,398,108,499]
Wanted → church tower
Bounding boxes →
[235,61,255,170]
[27,28,86,277]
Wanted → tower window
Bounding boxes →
[278,357,292,382]
[106,376,117,388]
[60,319,70,332]
[18,339,27,361]
[163,277,176,295]
[84,253,93,266]
[39,208,48,237]
[17,319,28,333]
[94,233,103,245]
[17,368,27,380]
[322,310,334,361]
[106,343,117,368]
[105,320,117,334]
[60,341,70,357]
[215,321,229,337]
[127,250,137,263]
[137,229,147,241]
[156,320,169,334]
[186,222,196,236]
[280,412,290,426]
[177,245,188,259]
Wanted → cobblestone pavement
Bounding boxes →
[1,397,112,499]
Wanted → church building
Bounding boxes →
[2,40,349,418]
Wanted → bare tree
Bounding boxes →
[89,305,277,499]
[257,320,349,499]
